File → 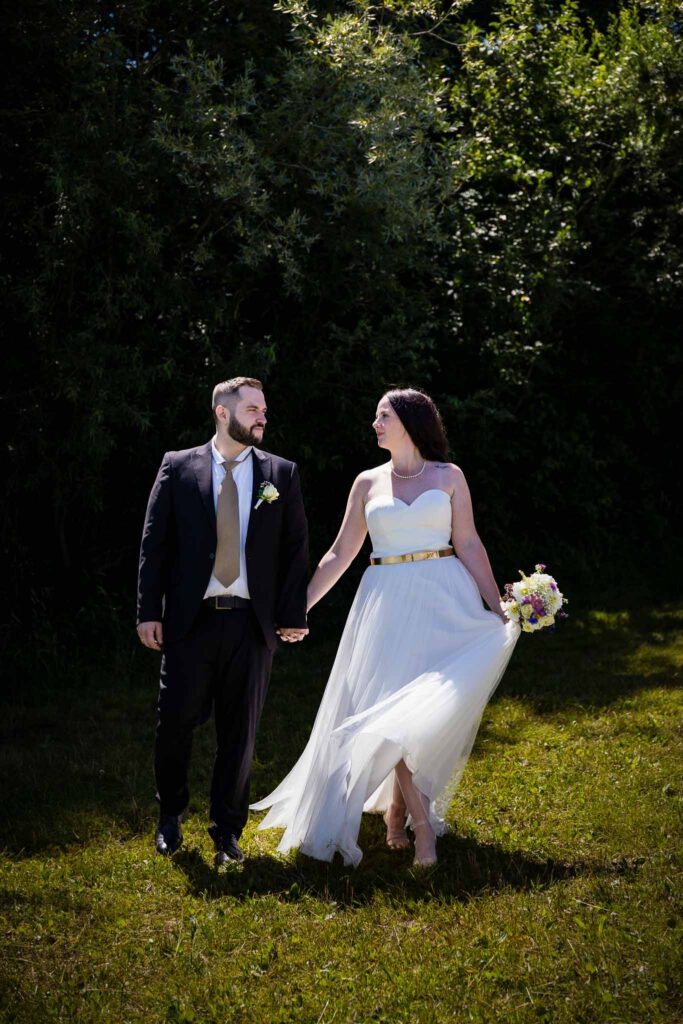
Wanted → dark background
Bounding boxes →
[3,0,682,661]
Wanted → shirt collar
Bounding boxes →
[211,437,253,466]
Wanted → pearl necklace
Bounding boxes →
[391,460,426,480]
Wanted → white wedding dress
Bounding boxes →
[251,488,520,866]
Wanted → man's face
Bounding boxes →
[222,386,267,447]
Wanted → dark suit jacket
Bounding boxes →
[137,443,309,650]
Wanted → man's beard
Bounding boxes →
[228,415,262,447]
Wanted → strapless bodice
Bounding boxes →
[364,489,452,557]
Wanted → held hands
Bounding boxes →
[137,621,163,650]
[276,627,309,643]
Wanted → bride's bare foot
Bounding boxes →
[412,819,437,867]
[393,760,436,865]
[384,804,409,849]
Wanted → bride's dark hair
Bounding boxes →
[384,388,450,462]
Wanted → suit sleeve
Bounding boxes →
[137,452,173,625]
[275,463,310,628]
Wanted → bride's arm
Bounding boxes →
[306,475,369,612]
[449,466,506,621]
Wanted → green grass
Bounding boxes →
[1,601,682,1023]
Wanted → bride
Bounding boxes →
[251,388,520,867]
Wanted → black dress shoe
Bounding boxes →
[154,814,183,856]
[213,833,245,865]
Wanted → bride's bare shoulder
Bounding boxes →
[430,461,467,494]
[352,466,388,502]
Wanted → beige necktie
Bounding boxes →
[214,458,240,588]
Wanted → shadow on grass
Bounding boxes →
[169,822,629,907]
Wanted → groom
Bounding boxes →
[137,376,309,864]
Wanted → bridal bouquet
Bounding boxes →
[501,564,566,633]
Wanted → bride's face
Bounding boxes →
[373,397,407,450]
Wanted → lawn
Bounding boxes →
[1,599,681,1023]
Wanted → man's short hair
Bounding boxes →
[212,376,263,419]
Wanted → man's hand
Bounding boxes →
[137,621,164,650]
[276,627,309,643]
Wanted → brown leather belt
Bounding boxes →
[369,546,455,566]
[205,595,251,610]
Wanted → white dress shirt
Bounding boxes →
[203,438,253,600]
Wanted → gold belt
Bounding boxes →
[369,546,455,566]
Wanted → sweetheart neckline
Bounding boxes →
[364,488,451,512]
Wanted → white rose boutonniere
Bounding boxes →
[254,481,279,510]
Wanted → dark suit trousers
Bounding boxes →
[154,604,274,839]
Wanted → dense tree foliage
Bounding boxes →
[3,0,681,634]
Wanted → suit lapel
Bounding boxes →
[246,448,272,551]
[193,441,216,533]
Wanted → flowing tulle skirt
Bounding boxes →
[251,556,520,866]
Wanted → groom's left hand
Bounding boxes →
[276,627,309,643]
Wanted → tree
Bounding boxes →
[3,1,681,634]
